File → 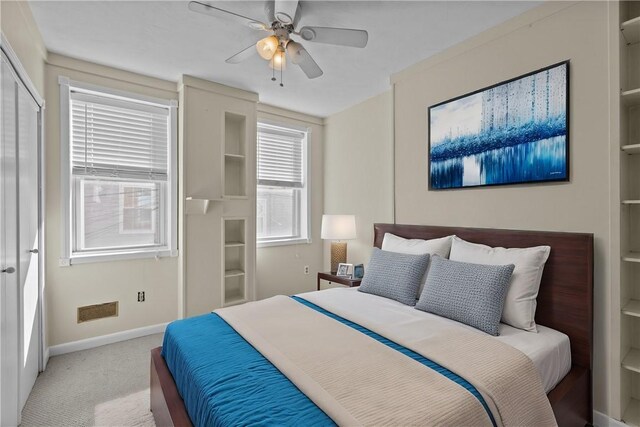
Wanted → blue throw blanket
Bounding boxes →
[162,297,495,426]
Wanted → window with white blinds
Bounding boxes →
[257,123,305,188]
[257,122,309,245]
[61,79,177,263]
[71,91,169,181]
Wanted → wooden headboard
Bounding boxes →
[373,223,594,371]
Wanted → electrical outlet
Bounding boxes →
[304,265,309,275]
[137,291,145,302]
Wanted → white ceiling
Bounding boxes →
[29,1,539,117]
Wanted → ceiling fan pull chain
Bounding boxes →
[280,65,284,87]
[271,65,276,82]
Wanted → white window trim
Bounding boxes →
[59,76,178,265]
[256,119,311,248]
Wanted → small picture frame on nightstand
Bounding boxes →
[353,264,364,279]
[336,263,353,278]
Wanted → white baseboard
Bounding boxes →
[48,322,168,357]
[594,410,627,427]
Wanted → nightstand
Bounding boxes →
[317,272,362,291]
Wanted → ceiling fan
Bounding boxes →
[188,0,368,86]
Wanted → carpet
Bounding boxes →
[20,333,163,427]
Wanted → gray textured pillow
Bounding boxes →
[358,248,430,306]
[415,256,515,336]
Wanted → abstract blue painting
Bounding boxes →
[428,61,569,190]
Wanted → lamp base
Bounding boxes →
[330,242,347,273]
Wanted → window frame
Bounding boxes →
[59,77,178,265]
[256,119,311,248]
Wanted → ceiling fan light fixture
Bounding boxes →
[256,35,279,60]
[269,47,287,70]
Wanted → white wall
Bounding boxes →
[256,104,325,298]
[391,1,613,417]
[323,91,394,271]
[44,54,180,346]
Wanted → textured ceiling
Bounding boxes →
[29,1,539,117]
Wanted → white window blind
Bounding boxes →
[71,91,169,181]
[257,122,305,188]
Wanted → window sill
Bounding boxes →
[257,238,311,248]
[61,248,178,266]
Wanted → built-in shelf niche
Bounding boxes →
[223,218,246,306]
[625,397,640,427]
[623,16,640,45]
[224,112,247,198]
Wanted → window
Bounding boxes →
[60,77,177,264]
[257,121,309,246]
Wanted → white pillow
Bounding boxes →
[449,236,550,332]
[381,233,454,296]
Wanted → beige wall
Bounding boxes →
[391,1,613,416]
[44,54,180,346]
[1,1,47,95]
[256,104,325,298]
[323,91,394,271]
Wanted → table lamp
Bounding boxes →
[321,214,357,273]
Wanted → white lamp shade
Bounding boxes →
[321,215,356,240]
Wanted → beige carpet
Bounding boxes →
[20,333,163,427]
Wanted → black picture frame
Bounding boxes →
[427,60,570,190]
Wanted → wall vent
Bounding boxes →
[77,301,119,323]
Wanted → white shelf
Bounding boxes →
[225,242,245,248]
[624,398,640,427]
[622,88,640,107]
[224,269,245,278]
[185,196,223,215]
[622,200,640,205]
[622,144,640,154]
[623,349,640,374]
[623,252,640,263]
[223,195,249,200]
[223,293,246,307]
[622,16,640,45]
[623,300,640,318]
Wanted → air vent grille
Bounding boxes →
[77,302,118,323]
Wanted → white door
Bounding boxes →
[1,53,21,427]
[17,69,40,413]
[0,50,42,426]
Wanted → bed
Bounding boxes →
[150,223,593,427]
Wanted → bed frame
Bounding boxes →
[150,223,594,427]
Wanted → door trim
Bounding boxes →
[0,33,44,108]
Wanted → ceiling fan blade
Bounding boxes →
[296,50,323,79]
[298,26,368,48]
[274,0,299,25]
[225,44,258,64]
[286,41,323,79]
[188,1,269,31]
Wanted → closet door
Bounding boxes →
[0,53,20,427]
[17,78,40,411]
